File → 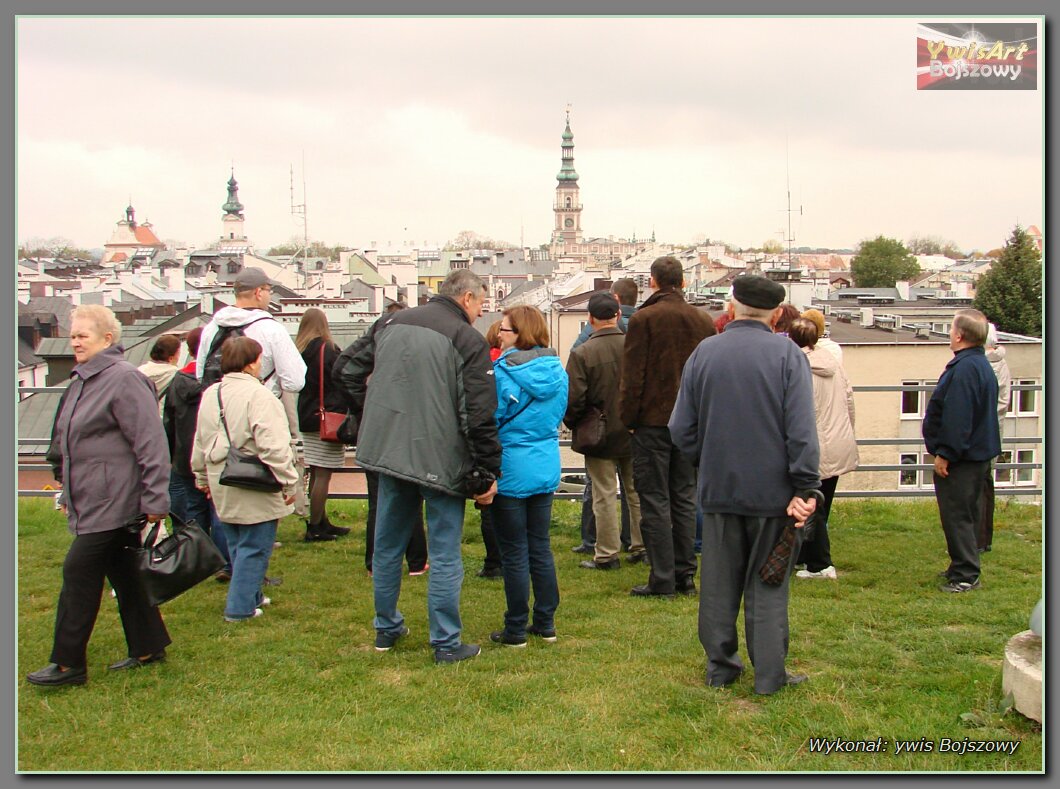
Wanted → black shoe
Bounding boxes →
[676,576,697,596]
[489,630,528,648]
[707,670,743,688]
[304,523,337,542]
[939,578,981,593]
[621,543,632,553]
[27,663,87,687]
[580,558,621,570]
[626,552,649,565]
[477,566,504,579]
[215,569,232,583]
[629,584,675,599]
[434,643,481,664]
[374,625,410,652]
[526,624,558,642]
[570,544,593,554]
[108,651,166,671]
[322,516,351,537]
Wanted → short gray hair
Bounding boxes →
[953,308,989,347]
[71,304,122,344]
[439,269,486,299]
[731,297,774,321]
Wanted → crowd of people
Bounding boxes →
[27,261,1007,692]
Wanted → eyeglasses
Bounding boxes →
[498,327,516,333]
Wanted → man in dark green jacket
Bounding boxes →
[334,270,502,664]
[565,292,645,571]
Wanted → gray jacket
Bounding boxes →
[55,345,171,534]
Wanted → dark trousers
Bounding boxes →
[976,467,995,551]
[631,426,698,593]
[578,476,632,550]
[492,493,560,635]
[479,504,503,571]
[50,527,171,668]
[699,512,801,695]
[365,469,427,572]
[796,476,839,572]
[934,460,988,584]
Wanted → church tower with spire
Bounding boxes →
[551,108,583,247]
[219,169,248,251]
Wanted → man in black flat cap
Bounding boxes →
[668,274,820,695]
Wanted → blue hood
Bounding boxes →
[497,347,565,399]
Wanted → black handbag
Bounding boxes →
[570,406,607,455]
[216,386,283,492]
[126,512,226,607]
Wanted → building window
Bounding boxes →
[1016,449,1036,484]
[997,449,1037,486]
[1011,380,1038,415]
[900,381,920,417]
[898,452,934,488]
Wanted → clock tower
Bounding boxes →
[551,109,583,246]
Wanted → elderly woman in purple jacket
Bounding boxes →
[27,305,173,688]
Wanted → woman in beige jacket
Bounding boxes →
[788,319,859,580]
[192,337,299,621]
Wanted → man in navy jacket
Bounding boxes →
[669,275,819,695]
[922,308,1001,593]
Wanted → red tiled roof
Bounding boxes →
[134,225,163,246]
[111,252,128,262]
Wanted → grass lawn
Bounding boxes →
[16,496,1042,772]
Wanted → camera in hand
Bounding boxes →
[465,467,496,498]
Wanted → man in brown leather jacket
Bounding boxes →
[620,256,716,597]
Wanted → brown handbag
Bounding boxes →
[318,344,348,443]
[570,405,607,455]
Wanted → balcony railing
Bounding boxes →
[16,384,1042,500]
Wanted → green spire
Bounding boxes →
[222,170,245,217]
[556,110,579,184]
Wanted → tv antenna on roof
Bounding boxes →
[780,136,803,271]
[290,154,309,285]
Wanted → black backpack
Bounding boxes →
[200,316,274,387]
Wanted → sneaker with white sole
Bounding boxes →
[224,608,264,622]
[259,596,272,607]
[375,625,410,651]
[796,566,837,579]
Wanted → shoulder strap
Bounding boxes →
[216,385,231,445]
[318,343,326,412]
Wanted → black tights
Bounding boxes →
[308,466,333,526]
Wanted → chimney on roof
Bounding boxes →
[895,280,911,300]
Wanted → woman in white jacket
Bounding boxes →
[192,337,299,621]
[788,319,859,579]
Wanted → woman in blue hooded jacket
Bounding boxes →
[490,305,568,647]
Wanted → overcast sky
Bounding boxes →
[17,16,1043,253]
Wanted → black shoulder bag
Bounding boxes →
[217,385,283,492]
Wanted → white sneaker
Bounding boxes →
[796,566,837,579]
[260,597,272,607]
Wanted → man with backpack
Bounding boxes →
[196,267,306,397]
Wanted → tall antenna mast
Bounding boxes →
[782,136,803,271]
[290,156,309,287]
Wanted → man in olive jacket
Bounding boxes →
[333,269,502,664]
[620,256,716,598]
[565,293,645,570]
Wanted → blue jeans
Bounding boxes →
[219,519,277,620]
[168,470,187,523]
[174,474,230,571]
[373,475,467,649]
[492,492,560,638]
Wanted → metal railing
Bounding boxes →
[16,384,1043,500]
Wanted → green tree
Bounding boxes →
[850,236,920,287]
[973,225,1042,337]
[761,239,784,254]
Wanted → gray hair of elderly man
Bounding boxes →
[438,269,486,299]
